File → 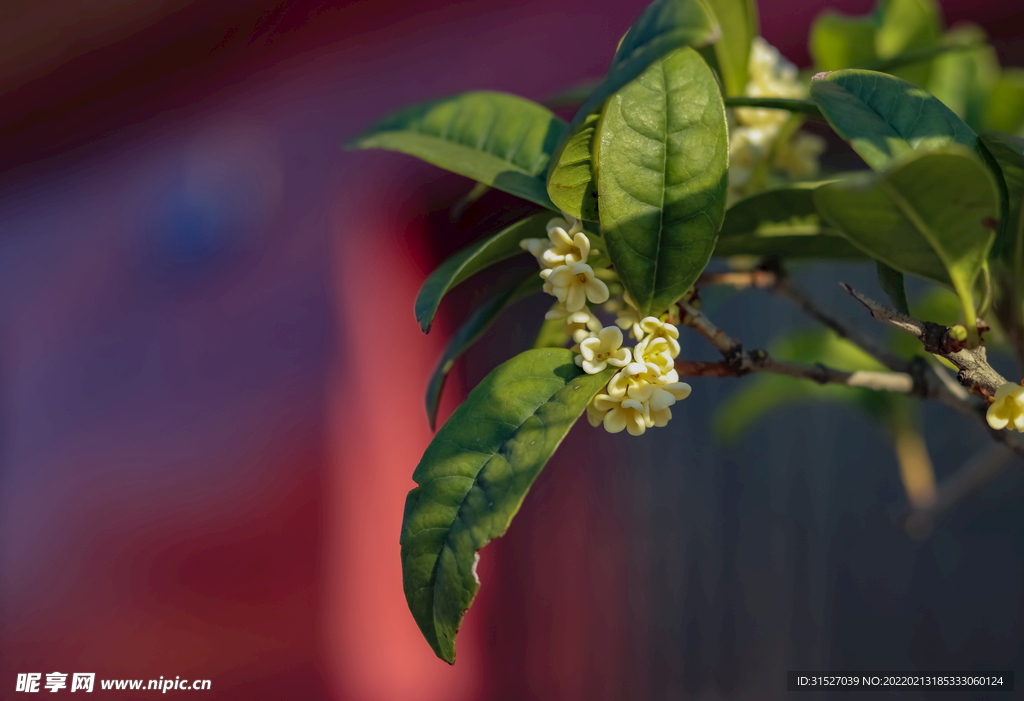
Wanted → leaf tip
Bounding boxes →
[811,71,832,81]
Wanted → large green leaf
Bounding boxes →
[567,0,720,133]
[415,213,550,333]
[347,92,565,209]
[597,47,728,316]
[714,185,866,259]
[702,0,759,96]
[981,132,1024,267]
[425,273,543,430]
[546,113,601,222]
[814,147,999,329]
[401,349,614,663]
[810,69,978,171]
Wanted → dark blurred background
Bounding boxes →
[1,0,1022,699]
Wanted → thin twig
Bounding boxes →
[676,356,915,393]
[841,283,1007,396]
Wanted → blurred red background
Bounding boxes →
[1,1,1022,699]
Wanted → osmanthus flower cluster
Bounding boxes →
[728,38,826,203]
[353,0,1024,667]
[521,216,692,436]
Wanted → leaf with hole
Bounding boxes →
[347,91,566,209]
[415,213,552,333]
[425,272,543,430]
[401,349,614,663]
[810,69,979,172]
[814,146,999,331]
[597,47,728,316]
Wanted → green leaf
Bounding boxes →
[425,273,543,430]
[980,132,1024,268]
[401,349,614,663]
[926,24,999,131]
[713,329,889,443]
[415,213,551,333]
[347,92,566,209]
[546,113,600,222]
[810,69,979,171]
[567,0,720,133]
[714,185,867,259]
[810,12,878,72]
[533,315,571,349]
[985,70,1024,135]
[814,146,999,330]
[876,261,910,314]
[873,0,942,85]
[702,0,759,96]
[597,47,728,316]
[810,0,942,85]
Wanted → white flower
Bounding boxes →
[634,335,676,375]
[639,316,681,358]
[519,237,550,266]
[593,393,649,436]
[541,226,591,268]
[547,262,610,312]
[576,326,631,374]
[735,37,804,130]
[987,382,1024,432]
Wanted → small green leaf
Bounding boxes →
[347,92,566,209]
[814,146,999,330]
[873,0,942,85]
[810,69,979,171]
[876,261,910,314]
[714,185,867,259]
[810,12,878,72]
[702,0,759,96]
[926,24,999,131]
[567,0,720,133]
[425,273,543,430]
[597,47,728,316]
[810,0,942,85]
[546,113,601,222]
[533,315,571,349]
[415,213,551,333]
[401,349,614,663]
[985,70,1024,135]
